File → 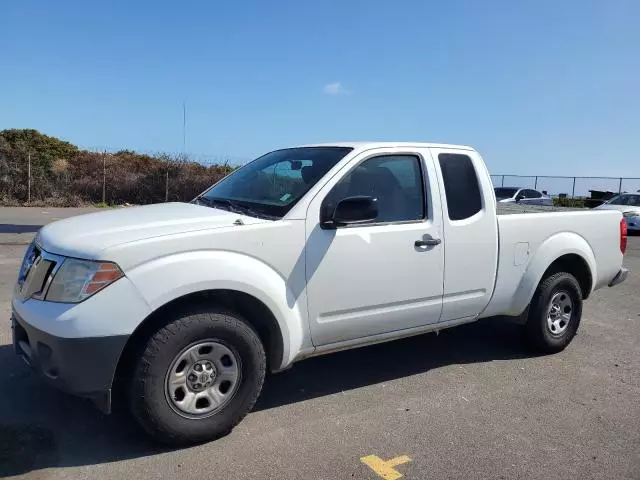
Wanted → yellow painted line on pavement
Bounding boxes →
[360,454,412,480]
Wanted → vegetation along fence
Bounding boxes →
[2,130,639,207]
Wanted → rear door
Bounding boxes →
[431,148,499,322]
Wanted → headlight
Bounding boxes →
[46,259,123,303]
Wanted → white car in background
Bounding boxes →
[596,193,640,231]
[494,187,553,206]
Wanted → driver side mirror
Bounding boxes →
[321,196,378,228]
[515,193,525,203]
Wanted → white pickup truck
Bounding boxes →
[12,142,628,445]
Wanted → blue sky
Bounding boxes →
[1,0,639,176]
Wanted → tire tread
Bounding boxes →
[525,271,583,353]
[130,308,266,445]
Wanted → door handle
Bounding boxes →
[415,237,441,247]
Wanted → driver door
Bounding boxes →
[303,148,445,346]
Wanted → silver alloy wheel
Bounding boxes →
[546,291,573,336]
[165,340,242,419]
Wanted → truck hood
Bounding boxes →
[38,202,266,259]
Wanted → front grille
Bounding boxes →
[16,243,61,300]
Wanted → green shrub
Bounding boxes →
[553,197,586,208]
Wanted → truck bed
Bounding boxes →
[482,206,623,318]
[496,203,583,215]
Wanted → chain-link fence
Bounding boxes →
[490,175,640,198]
[0,150,240,206]
[3,145,640,206]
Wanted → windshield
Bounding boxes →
[197,147,352,218]
[494,187,518,199]
[607,194,640,206]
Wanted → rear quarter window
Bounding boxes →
[438,153,482,220]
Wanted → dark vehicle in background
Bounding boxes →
[494,187,553,206]
[586,190,617,209]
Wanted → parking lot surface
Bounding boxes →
[1,208,639,479]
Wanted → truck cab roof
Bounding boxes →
[301,142,475,152]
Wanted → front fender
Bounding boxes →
[126,250,308,369]
[509,232,596,315]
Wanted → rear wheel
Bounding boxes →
[129,308,266,445]
[525,272,583,353]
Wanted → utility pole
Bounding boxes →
[102,154,106,204]
[27,152,31,204]
[165,170,169,202]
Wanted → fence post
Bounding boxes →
[501,175,505,187]
[102,155,106,204]
[27,152,31,204]
[534,176,538,189]
[165,170,169,202]
[571,177,576,198]
[618,177,623,194]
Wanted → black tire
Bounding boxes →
[525,272,583,353]
[129,307,266,446]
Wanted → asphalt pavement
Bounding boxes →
[0,208,638,479]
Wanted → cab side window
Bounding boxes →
[438,153,482,220]
[324,155,426,224]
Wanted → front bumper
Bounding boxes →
[608,268,628,288]
[11,311,129,413]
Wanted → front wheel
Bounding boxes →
[525,272,583,353]
[129,308,266,445]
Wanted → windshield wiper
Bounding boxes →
[193,196,234,211]
[234,204,279,220]
[194,196,277,220]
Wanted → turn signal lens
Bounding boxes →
[84,263,123,295]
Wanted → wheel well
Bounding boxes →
[113,289,284,396]
[542,254,592,299]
